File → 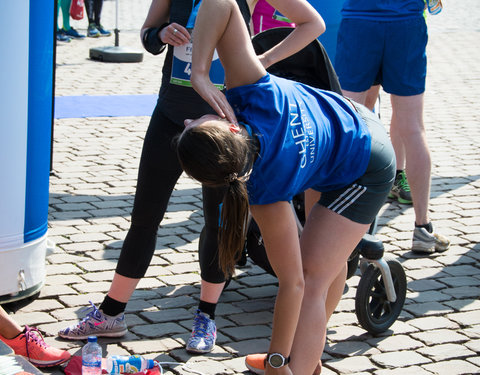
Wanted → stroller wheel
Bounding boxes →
[355,254,406,335]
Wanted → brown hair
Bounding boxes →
[176,121,257,277]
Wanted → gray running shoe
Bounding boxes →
[389,170,412,204]
[58,302,127,340]
[186,310,216,353]
[412,227,450,254]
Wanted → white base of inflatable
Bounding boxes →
[0,235,53,303]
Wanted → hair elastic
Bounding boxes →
[225,172,238,183]
[229,123,240,134]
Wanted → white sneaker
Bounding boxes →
[412,227,450,254]
[58,301,127,340]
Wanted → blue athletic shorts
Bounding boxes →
[319,102,396,224]
[335,17,428,96]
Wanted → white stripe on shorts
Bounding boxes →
[327,183,367,215]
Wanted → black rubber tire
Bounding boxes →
[355,254,406,335]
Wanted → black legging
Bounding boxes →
[85,0,103,25]
[115,104,226,283]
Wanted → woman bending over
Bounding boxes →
[176,0,396,373]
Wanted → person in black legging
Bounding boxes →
[85,0,111,37]
[58,0,323,354]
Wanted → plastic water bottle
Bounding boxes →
[427,0,442,15]
[106,355,155,374]
[82,336,102,375]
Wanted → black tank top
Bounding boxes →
[157,0,251,124]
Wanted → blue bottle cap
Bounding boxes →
[87,336,97,342]
[147,359,155,369]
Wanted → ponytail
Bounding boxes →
[176,120,257,277]
[219,176,250,276]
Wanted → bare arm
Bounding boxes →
[191,0,266,122]
[140,0,189,49]
[260,0,325,68]
[250,202,304,375]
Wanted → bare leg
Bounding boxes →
[290,205,369,374]
[0,306,23,339]
[390,93,430,224]
[107,273,141,303]
[341,89,368,106]
[200,280,225,303]
[364,85,381,112]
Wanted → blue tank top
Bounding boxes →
[226,74,371,205]
[341,0,425,20]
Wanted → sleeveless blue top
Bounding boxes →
[226,74,371,205]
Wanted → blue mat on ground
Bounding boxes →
[54,94,157,119]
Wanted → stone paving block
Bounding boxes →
[71,281,113,294]
[121,337,183,354]
[442,264,480,277]
[45,274,86,286]
[445,298,480,312]
[324,340,380,357]
[442,286,480,299]
[408,316,460,331]
[418,343,476,362]
[236,285,278,299]
[328,311,360,328]
[375,366,434,375]
[39,284,77,298]
[76,259,118,272]
[46,263,83,275]
[149,296,197,310]
[140,308,192,323]
[405,290,453,304]
[62,241,105,252]
[411,329,469,346]
[403,301,454,317]
[11,311,57,326]
[159,273,200,286]
[222,338,270,357]
[423,359,480,375]
[407,278,445,292]
[81,270,116,282]
[448,310,480,326]
[232,298,275,313]
[371,351,431,368]
[327,325,371,343]
[440,275,480,287]
[367,335,424,352]
[464,339,480,353]
[228,311,273,326]
[222,325,271,341]
[130,322,186,338]
[325,355,377,374]
[59,292,105,307]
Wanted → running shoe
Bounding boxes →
[245,353,266,374]
[56,31,71,43]
[63,27,85,39]
[0,326,71,367]
[58,301,127,340]
[87,23,100,37]
[412,226,450,254]
[388,170,412,204]
[185,310,216,353]
[96,24,112,37]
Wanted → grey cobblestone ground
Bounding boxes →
[4,1,480,374]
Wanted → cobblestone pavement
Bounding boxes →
[5,1,480,374]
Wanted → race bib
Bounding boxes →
[170,31,225,90]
